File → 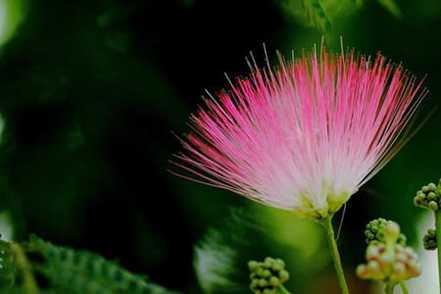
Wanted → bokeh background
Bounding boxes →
[0,0,440,293]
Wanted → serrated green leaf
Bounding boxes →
[0,236,181,294]
[26,235,180,294]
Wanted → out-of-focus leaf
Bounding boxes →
[277,0,403,32]
[278,0,332,31]
[0,0,28,47]
[27,235,181,293]
[0,212,14,241]
[0,235,182,293]
[193,206,327,294]
[194,230,240,294]
[378,0,402,17]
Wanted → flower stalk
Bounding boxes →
[10,242,39,294]
[278,285,292,294]
[414,180,441,291]
[399,282,409,294]
[384,283,395,294]
[322,215,349,294]
[436,210,441,291]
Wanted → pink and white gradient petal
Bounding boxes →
[173,47,427,219]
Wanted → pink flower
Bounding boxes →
[173,47,427,219]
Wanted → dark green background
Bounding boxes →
[0,0,439,293]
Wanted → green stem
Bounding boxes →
[399,282,409,294]
[10,242,39,294]
[384,283,395,294]
[436,211,441,292]
[322,215,350,294]
[278,285,292,294]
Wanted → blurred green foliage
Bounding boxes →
[194,207,328,293]
[276,0,401,31]
[0,0,27,46]
[0,236,180,293]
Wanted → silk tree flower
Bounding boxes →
[173,47,426,220]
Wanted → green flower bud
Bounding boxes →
[428,183,437,191]
[356,264,367,277]
[269,276,279,287]
[264,257,273,267]
[256,268,266,277]
[366,244,381,259]
[384,222,400,243]
[248,261,259,271]
[272,262,283,272]
[395,252,407,262]
[393,262,405,275]
[261,270,271,278]
[279,270,289,282]
[428,201,439,211]
[414,195,425,206]
[258,279,268,287]
[428,192,437,200]
[380,252,394,264]
[423,229,437,250]
[275,258,285,267]
[250,279,259,289]
[367,260,381,272]
[416,191,425,197]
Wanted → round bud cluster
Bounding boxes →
[414,181,441,211]
[248,257,289,294]
[365,218,406,246]
[423,229,437,250]
[356,243,421,283]
[357,219,421,284]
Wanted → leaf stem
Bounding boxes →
[399,282,409,294]
[384,283,395,294]
[322,215,350,294]
[278,285,292,294]
[10,242,39,294]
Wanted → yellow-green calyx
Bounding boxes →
[295,191,350,220]
[327,191,350,214]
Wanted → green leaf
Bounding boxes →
[26,235,180,293]
[278,0,332,31]
[378,0,402,17]
[303,0,332,31]
[0,236,181,293]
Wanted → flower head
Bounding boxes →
[173,46,426,219]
